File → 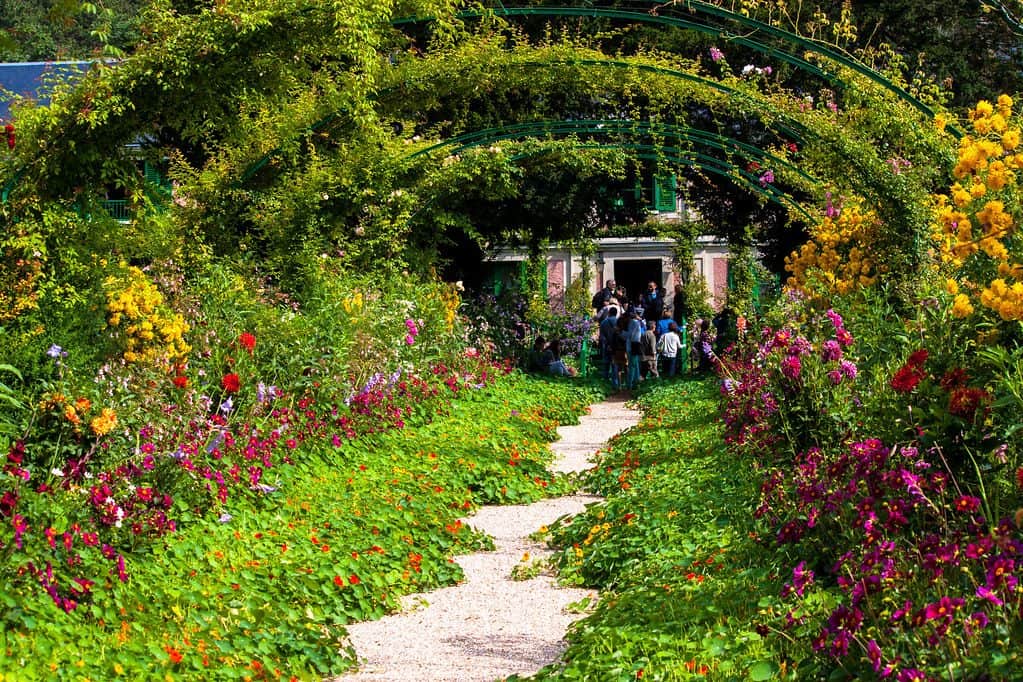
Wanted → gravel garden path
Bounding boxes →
[333,392,641,682]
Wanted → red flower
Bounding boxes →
[238,332,256,354]
[165,646,183,664]
[906,349,929,367]
[172,375,188,389]
[221,373,240,393]
[334,575,345,587]
[890,365,923,393]
[349,574,360,585]
[5,124,14,150]
[948,387,990,420]
[954,495,981,513]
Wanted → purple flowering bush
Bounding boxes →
[717,288,1023,678]
[719,303,859,461]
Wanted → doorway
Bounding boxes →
[613,259,663,307]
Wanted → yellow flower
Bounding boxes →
[1003,128,1020,151]
[998,94,1014,116]
[90,408,118,436]
[973,100,994,118]
[951,294,974,319]
[945,279,959,295]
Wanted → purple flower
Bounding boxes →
[781,355,802,380]
[976,585,1004,606]
[791,561,814,596]
[923,596,962,621]
[46,344,66,358]
[827,369,843,385]
[709,46,724,62]
[839,360,858,380]
[825,192,840,218]
[825,309,844,329]
[966,611,989,635]
[830,630,850,657]
[218,512,233,523]
[866,639,883,672]
[821,339,842,362]
[759,169,775,187]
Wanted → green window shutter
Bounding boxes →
[653,174,677,213]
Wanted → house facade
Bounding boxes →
[486,235,732,312]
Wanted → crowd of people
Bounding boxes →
[527,278,731,388]
[592,279,700,390]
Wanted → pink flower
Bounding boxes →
[709,46,724,62]
[780,355,801,380]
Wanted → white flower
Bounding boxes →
[51,468,64,477]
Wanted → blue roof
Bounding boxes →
[0,61,94,121]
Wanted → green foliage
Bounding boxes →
[536,379,802,680]
[1,355,598,678]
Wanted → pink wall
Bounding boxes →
[713,257,729,309]
[548,259,565,304]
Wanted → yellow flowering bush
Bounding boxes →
[341,290,364,315]
[89,407,118,437]
[37,392,117,438]
[934,95,1023,320]
[785,202,881,295]
[0,239,43,324]
[104,266,191,364]
[433,283,461,330]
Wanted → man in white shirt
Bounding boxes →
[657,321,682,378]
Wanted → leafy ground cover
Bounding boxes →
[535,288,1023,681]
[0,254,606,680]
[530,378,796,681]
[2,369,602,680]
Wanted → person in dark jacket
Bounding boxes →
[641,281,663,324]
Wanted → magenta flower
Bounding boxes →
[839,360,858,380]
[759,169,775,187]
[976,585,1003,606]
[866,639,883,672]
[953,495,981,513]
[821,339,842,362]
[780,355,802,380]
[923,596,962,621]
[709,46,724,62]
[966,611,989,635]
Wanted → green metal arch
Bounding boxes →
[239,54,814,185]
[407,119,817,185]
[384,56,811,143]
[406,140,810,228]
[394,3,950,128]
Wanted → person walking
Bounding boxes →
[611,314,630,391]
[657,322,682,378]
[641,321,659,379]
[599,305,620,381]
[626,309,644,389]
